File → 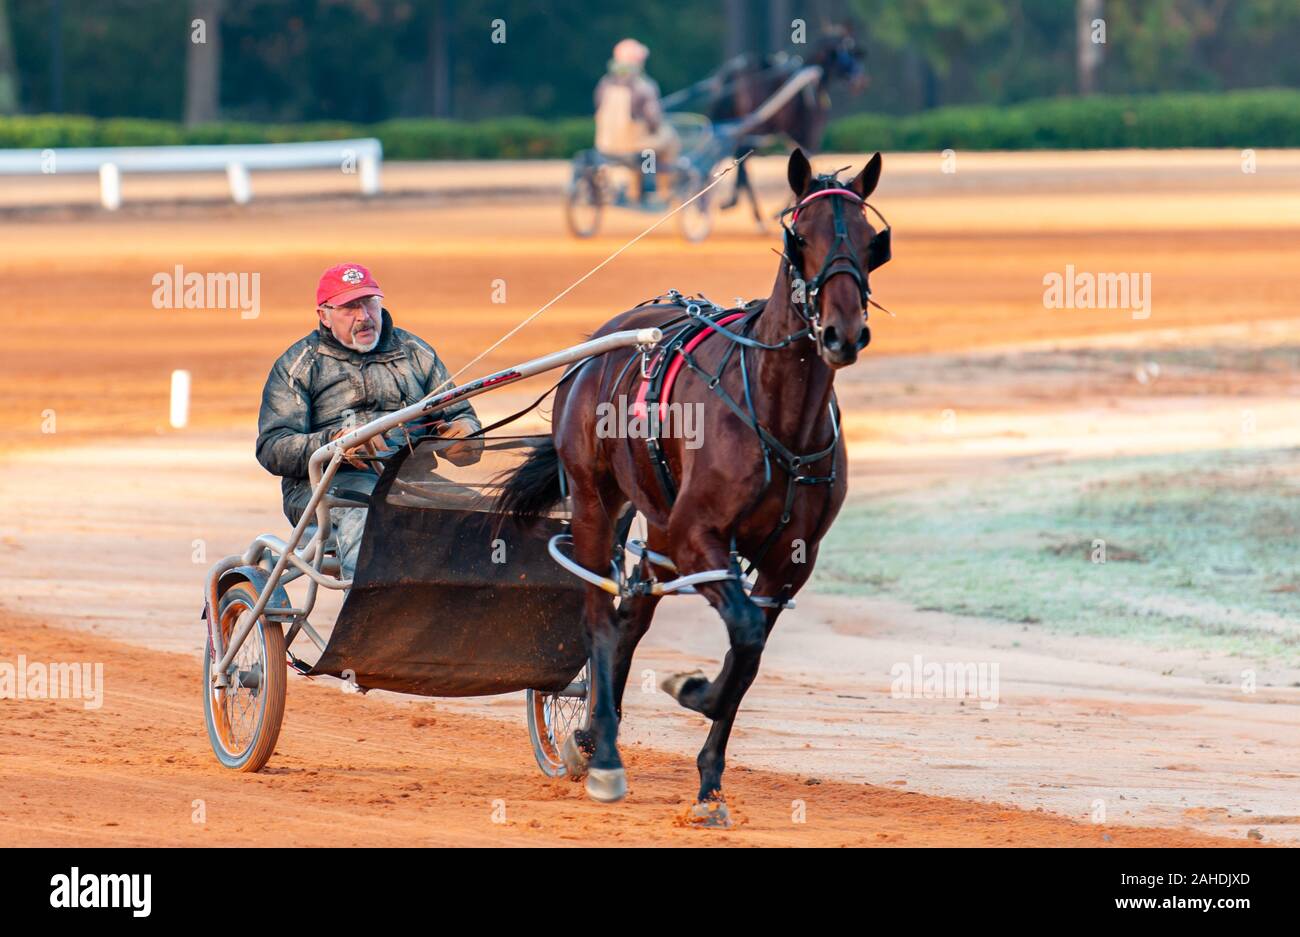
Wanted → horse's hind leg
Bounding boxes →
[743,170,766,232]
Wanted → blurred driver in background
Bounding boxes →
[594,38,679,201]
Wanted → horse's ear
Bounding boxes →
[788,148,812,197]
[850,152,882,200]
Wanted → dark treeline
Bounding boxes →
[1,0,1298,124]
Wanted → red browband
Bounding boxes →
[791,187,863,222]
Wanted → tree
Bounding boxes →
[724,0,748,59]
[427,0,451,117]
[768,0,791,53]
[848,0,1011,107]
[0,0,17,113]
[1076,0,1104,94]
[184,0,222,125]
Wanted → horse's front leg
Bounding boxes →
[611,590,662,722]
[656,529,769,821]
[685,600,787,824]
[610,524,669,720]
[664,548,813,825]
[568,501,627,803]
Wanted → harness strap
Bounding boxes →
[679,351,838,475]
[622,289,840,574]
[676,347,839,574]
[636,311,748,421]
[688,305,811,351]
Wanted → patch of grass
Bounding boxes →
[818,448,1300,661]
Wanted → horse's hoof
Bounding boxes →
[561,732,590,780]
[660,669,707,702]
[585,767,628,803]
[687,800,732,829]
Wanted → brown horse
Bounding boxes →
[497,148,888,823]
[709,28,868,153]
[710,28,868,226]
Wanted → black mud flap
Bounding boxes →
[308,438,588,697]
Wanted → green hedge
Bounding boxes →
[372,116,595,159]
[2,90,1297,157]
[824,89,1300,152]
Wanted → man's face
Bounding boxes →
[318,295,382,352]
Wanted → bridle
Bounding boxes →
[780,179,892,352]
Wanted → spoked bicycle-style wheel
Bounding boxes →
[676,167,717,243]
[565,167,604,238]
[526,661,590,778]
[203,581,287,772]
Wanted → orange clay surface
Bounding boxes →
[1,151,1296,845]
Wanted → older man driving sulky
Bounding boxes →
[255,263,481,580]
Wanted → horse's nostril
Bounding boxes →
[822,326,842,350]
[856,326,871,350]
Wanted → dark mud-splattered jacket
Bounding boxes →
[256,309,479,522]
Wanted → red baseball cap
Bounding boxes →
[316,263,384,307]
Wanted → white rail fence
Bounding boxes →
[0,138,382,209]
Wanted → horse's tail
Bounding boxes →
[493,437,563,527]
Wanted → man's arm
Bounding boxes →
[395,335,482,464]
[635,76,664,132]
[255,348,332,479]
[405,335,480,433]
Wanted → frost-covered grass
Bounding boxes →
[818,447,1300,661]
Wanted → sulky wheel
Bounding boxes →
[676,167,716,243]
[203,580,287,772]
[526,661,591,778]
[565,167,603,238]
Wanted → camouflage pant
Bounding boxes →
[331,506,368,582]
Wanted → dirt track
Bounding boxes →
[0,613,1256,847]
[1,151,1297,846]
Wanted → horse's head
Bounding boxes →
[781,147,889,369]
[812,26,868,93]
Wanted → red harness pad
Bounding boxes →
[632,312,747,421]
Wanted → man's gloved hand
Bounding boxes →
[434,418,484,466]
[331,428,388,472]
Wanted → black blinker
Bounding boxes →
[867,226,892,272]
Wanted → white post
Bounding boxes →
[170,369,191,429]
[99,163,122,210]
[226,162,252,205]
[359,152,380,196]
